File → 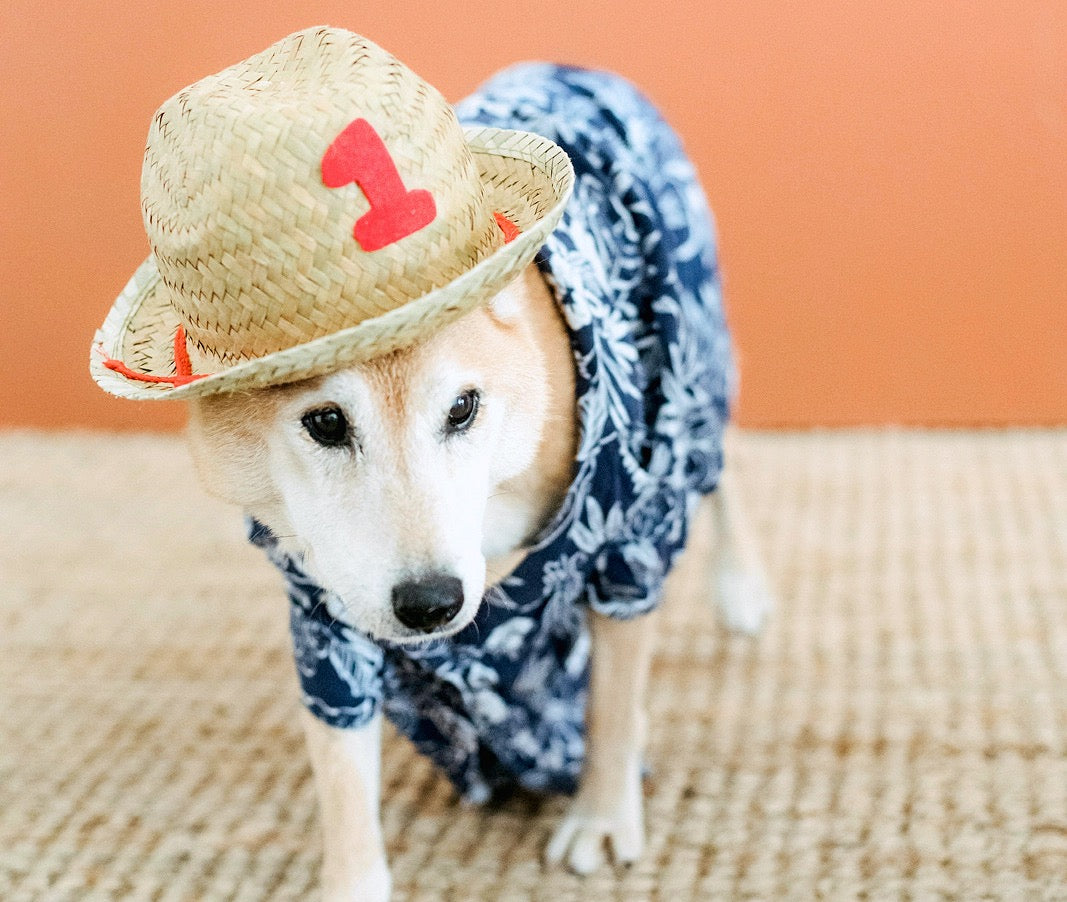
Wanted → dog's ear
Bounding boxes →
[488,264,551,325]
[186,394,277,510]
[487,275,526,324]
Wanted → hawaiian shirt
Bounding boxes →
[250,64,734,802]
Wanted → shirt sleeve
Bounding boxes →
[289,600,384,729]
[585,487,695,621]
[248,518,384,730]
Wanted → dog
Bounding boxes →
[90,29,773,902]
[187,261,772,901]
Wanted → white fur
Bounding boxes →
[709,469,775,635]
[302,710,390,902]
[263,366,505,640]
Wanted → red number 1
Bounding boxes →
[321,118,437,252]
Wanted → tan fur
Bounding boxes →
[483,264,577,578]
[188,382,296,523]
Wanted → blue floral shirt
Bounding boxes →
[251,64,733,802]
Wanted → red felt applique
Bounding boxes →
[322,118,437,252]
[493,211,520,244]
[101,325,208,387]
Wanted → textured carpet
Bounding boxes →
[1,430,1065,901]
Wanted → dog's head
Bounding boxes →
[188,266,574,642]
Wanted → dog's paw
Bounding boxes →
[545,760,644,874]
[322,858,391,902]
[715,566,774,636]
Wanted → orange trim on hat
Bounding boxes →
[102,325,209,386]
[493,211,520,244]
[103,214,521,389]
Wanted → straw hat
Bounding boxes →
[90,27,574,400]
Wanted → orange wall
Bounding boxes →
[2,1,1064,429]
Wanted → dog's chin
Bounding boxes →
[350,599,483,645]
[380,620,470,645]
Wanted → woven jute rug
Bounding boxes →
[1,430,1064,901]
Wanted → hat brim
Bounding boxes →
[90,127,574,401]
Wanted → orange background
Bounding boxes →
[2,1,1064,429]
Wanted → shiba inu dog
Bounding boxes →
[89,28,773,902]
[187,262,772,900]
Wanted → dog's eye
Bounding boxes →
[302,405,350,447]
[445,389,480,434]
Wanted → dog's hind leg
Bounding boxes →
[545,608,656,874]
[708,467,775,635]
[301,709,390,902]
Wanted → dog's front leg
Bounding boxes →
[546,608,657,873]
[300,709,390,902]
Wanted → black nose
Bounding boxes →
[391,573,464,633]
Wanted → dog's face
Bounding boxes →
[189,267,569,642]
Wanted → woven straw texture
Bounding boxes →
[90,28,574,401]
[2,429,1065,901]
[140,29,504,362]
